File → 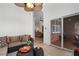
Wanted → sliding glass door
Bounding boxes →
[51,18,62,47]
[51,14,79,50]
[63,15,79,50]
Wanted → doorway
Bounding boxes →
[33,10,43,45]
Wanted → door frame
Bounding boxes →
[50,18,64,49]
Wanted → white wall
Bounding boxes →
[0,3,34,38]
[43,3,79,45]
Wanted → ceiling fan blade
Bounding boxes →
[34,3,43,11]
[15,3,43,11]
[15,3,25,7]
[34,3,43,7]
[34,6,42,11]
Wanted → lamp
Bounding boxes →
[15,3,43,11]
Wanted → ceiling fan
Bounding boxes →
[15,3,43,11]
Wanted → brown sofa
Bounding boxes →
[0,34,33,53]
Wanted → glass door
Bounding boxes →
[51,14,79,50]
[63,15,79,50]
[51,18,62,47]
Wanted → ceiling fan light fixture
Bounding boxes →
[24,6,33,11]
[15,3,43,11]
[26,3,34,9]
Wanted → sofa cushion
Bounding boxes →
[0,36,7,43]
[21,42,27,45]
[8,42,27,48]
[8,42,21,48]
[19,35,28,42]
[6,36,11,44]
[9,36,19,43]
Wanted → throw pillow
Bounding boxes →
[28,35,31,40]
[27,40,32,45]
[9,36,19,43]
[0,36,7,44]
[20,35,28,42]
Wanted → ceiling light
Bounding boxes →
[15,3,43,11]
[26,3,34,9]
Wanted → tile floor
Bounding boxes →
[34,37,73,56]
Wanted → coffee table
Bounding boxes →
[16,46,34,56]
